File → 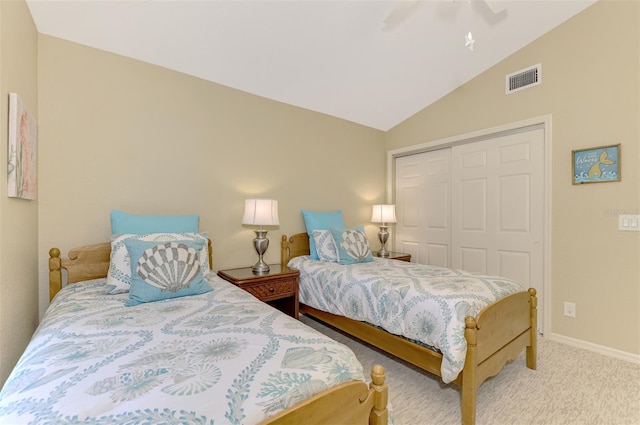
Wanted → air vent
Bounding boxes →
[506,64,541,94]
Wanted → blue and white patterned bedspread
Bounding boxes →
[288,256,524,383]
[0,273,366,424]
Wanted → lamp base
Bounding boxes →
[377,224,390,258]
[252,260,270,274]
[252,229,270,274]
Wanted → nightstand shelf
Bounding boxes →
[375,251,411,262]
[217,265,299,319]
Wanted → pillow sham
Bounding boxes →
[124,239,212,307]
[301,210,345,260]
[329,226,374,265]
[106,232,210,295]
[110,209,199,234]
[312,229,338,262]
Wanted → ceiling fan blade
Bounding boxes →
[382,0,420,29]
[484,0,508,14]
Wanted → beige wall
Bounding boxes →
[386,0,640,356]
[0,0,39,384]
[37,35,386,317]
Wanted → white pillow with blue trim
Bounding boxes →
[106,232,210,295]
[312,229,338,262]
[302,210,345,260]
[124,239,212,306]
[329,226,374,265]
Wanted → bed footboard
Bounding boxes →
[261,364,388,425]
[460,288,537,425]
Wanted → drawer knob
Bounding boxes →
[269,287,275,292]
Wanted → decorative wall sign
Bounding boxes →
[7,93,37,199]
[572,144,620,185]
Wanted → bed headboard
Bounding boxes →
[281,233,310,266]
[49,240,214,301]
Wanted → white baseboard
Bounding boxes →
[546,332,640,364]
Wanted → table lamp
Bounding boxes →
[371,204,396,257]
[242,199,279,273]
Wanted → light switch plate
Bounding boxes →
[618,214,640,231]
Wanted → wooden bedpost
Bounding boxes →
[280,234,311,267]
[281,235,289,267]
[369,364,388,425]
[49,248,62,302]
[207,239,213,270]
[461,316,478,425]
[527,288,538,370]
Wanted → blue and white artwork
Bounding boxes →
[572,144,620,184]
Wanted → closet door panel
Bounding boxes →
[395,149,451,266]
[395,155,427,263]
[424,151,452,267]
[393,126,544,330]
[452,129,544,292]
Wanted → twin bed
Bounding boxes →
[281,232,537,425]
[0,239,388,425]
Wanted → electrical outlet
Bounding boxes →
[564,302,576,318]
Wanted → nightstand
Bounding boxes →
[376,252,412,262]
[217,265,299,319]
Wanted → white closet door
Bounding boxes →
[451,129,544,303]
[395,148,451,266]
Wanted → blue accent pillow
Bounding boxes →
[329,226,374,265]
[111,209,199,234]
[302,210,345,260]
[124,238,212,306]
[106,232,210,295]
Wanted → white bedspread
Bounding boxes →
[0,273,366,424]
[288,256,524,383]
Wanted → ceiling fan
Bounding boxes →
[382,0,508,51]
[382,0,508,29]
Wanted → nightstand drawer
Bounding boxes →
[244,279,295,300]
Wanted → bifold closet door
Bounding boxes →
[451,128,544,297]
[395,148,452,266]
[394,127,544,329]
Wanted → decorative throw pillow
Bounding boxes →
[312,230,338,262]
[301,210,345,260]
[124,239,212,307]
[110,209,199,234]
[329,226,374,265]
[106,232,210,295]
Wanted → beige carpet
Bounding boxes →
[300,315,640,425]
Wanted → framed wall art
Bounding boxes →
[7,93,37,200]
[572,144,620,185]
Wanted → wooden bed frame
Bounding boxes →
[48,241,388,425]
[281,233,537,425]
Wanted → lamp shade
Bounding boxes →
[371,204,396,224]
[242,199,279,226]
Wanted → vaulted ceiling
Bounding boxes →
[26,0,597,131]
